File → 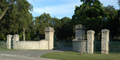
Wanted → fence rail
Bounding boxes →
[94,40,101,53]
[94,40,120,54]
[0,41,7,49]
[109,41,120,53]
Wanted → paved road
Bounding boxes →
[0,43,72,60]
[0,50,63,60]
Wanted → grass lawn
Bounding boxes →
[41,51,120,60]
[0,46,20,51]
[0,48,19,51]
[0,46,19,51]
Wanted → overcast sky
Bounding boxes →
[27,0,119,19]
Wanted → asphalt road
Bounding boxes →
[0,50,63,60]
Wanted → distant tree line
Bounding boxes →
[0,0,120,41]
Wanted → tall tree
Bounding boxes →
[60,17,73,41]
[0,0,19,20]
[118,0,120,9]
[14,0,33,41]
[104,5,117,18]
[103,5,118,36]
[34,13,53,39]
[52,17,73,41]
[72,0,106,39]
[0,0,33,41]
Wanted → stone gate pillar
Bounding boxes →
[13,34,19,49]
[75,24,85,40]
[7,35,12,49]
[101,29,110,54]
[45,27,54,50]
[73,24,86,53]
[87,30,95,54]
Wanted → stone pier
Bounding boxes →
[7,35,12,49]
[101,29,110,54]
[87,30,95,54]
[45,27,54,50]
[73,24,86,53]
[13,34,19,49]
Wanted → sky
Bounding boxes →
[27,0,119,19]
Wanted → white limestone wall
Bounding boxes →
[73,40,86,53]
[7,27,54,50]
[14,40,48,50]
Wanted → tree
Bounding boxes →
[103,5,118,37]
[60,17,73,41]
[0,0,33,41]
[0,0,19,20]
[14,0,33,41]
[80,0,96,3]
[104,5,117,18]
[34,13,53,39]
[118,0,120,9]
[72,0,106,39]
[52,17,73,41]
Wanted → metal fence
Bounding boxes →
[0,41,7,49]
[109,41,120,53]
[94,40,120,54]
[94,40,101,53]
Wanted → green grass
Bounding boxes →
[41,51,120,60]
[0,46,20,51]
[0,48,19,51]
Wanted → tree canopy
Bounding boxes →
[72,0,106,39]
[0,0,33,41]
[0,0,120,41]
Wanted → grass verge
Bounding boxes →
[0,48,19,51]
[41,51,120,60]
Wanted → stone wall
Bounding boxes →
[73,24,110,54]
[7,27,54,50]
[14,40,48,50]
[73,40,86,53]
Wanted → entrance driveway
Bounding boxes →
[0,50,63,60]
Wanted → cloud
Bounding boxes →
[33,4,74,15]
[28,0,119,19]
[27,0,81,18]
[99,0,119,9]
[31,2,81,18]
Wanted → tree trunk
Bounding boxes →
[23,27,25,41]
[0,7,9,20]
